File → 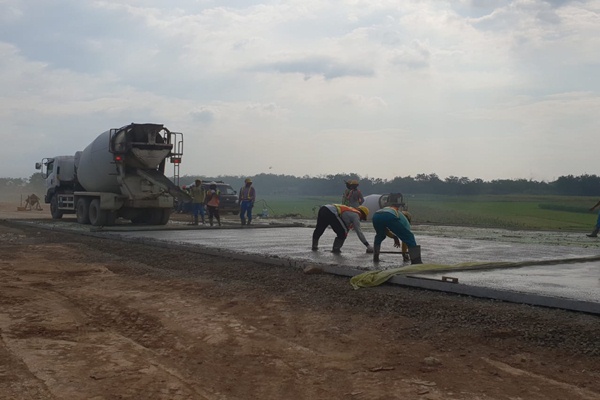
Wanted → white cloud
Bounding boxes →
[0,0,598,182]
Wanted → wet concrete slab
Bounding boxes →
[110,225,599,309]
[10,219,600,312]
[111,225,600,270]
[411,261,600,303]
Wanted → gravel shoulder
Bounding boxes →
[0,207,599,399]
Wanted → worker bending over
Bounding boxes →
[372,205,422,264]
[381,211,413,262]
[25,194,43,211]
[312,204,373,253]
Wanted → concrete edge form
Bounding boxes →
[390,275,600,315]
[5,219,599,315]
[89,222,307,232]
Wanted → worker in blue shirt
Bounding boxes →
[587,200,600,237]
[372,204,422,264]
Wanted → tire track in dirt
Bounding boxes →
[1,221,599,399]
[0,276,230,399]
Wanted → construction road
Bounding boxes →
[16,217,600,314]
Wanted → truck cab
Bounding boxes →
[35,156,78,219]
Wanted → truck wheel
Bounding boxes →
[147,209,170,225]
[76,198,91,224]
[50,196,63,219]
[130,210,149,224]
[159,209,172,225]
[105,211,117,226]
[88,199,107,226]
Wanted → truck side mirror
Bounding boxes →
[35,162,41,170]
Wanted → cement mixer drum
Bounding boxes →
[362,193,407,220]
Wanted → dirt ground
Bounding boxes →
[0,203,599,400]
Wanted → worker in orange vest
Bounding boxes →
[205,182,221,227]
[342,179,364,208]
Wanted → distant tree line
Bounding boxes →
[2,172,600,198]
[177,173,600,197]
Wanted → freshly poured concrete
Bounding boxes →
[109,225,599,305]
[113,225,599,269]
[411,261,599,303]
[14,219,600,310]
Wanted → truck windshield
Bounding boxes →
[45,161,54,178]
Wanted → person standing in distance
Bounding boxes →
[239,178,256,226]
[342,179,364,208]
[586,200,600,237]
[205,182,221,227]
[190,179,206,225]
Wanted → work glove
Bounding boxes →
[366,245,374,253]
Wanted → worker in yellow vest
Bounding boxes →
[190,179,206,225]
[312,204,373,253]
[239,178,256,225]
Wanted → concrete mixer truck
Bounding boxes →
[362,193,407,221]
[35,123,191,226]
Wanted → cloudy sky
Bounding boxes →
[1,0,598,181]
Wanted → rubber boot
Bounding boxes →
[247,218,252,225]
[408,245,423,264]
[193,215,199,225]
[373,244,380,262]
[332,237,345,253]
[241,218,246,226]
[587,228,599,238]
[312,238,319,251]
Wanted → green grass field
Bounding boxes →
[255,196,340,219]
[256,194,598,232]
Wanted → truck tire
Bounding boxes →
[147,208,171,225]
[130,209,151,224]
[159,209,172,225]
[76,198,91,224]
[106,211,117,226]
[88,199,107,226]
[50,196,63,219]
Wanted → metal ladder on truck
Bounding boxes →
[168,131,184,187]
